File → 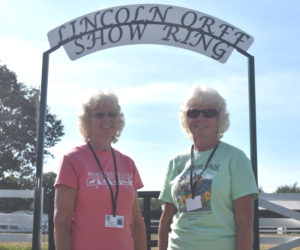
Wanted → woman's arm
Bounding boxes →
[54,185,77,250]
[234,194,254,250]
[131,192,147,250]
[158,202,177,250]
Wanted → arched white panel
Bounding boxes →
[47,4,254,63]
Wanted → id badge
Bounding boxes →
[105,214,124,228]
[186,196,202,211]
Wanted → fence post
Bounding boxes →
[143,194,151,250]
[48,191,55,250]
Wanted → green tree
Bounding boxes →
[0,63,64,184]
[275,182,300,193]
[0,63,64,212]
[258,186,264,193]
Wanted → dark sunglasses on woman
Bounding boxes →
[186,109,218,118]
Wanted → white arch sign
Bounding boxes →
[47,4,254,63]
[33,5,258,249]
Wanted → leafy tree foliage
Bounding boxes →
[258,186,264,193]
[0,63,64,212]
[0,63,64,184]
[275,182,300,193]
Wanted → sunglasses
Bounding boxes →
[186,109,218,118]
[93,112,118,119]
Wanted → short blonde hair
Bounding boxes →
[78,90,125,143]
[179,86,230,139]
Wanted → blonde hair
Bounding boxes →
[78,90,125,143]
[179,86,230,139]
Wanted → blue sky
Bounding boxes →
[1,0,299,192]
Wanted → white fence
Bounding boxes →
[0,213,34,232]
[0,189,46,242]
[259,193,300,250]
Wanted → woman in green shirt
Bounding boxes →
[158,86,258,250]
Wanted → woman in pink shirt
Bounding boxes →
[54,90,147,250]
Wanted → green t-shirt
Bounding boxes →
[159,141,259,250]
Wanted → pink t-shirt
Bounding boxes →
[55,144,144,250]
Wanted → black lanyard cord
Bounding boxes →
[87,142,119,217]
[190,142,219,198]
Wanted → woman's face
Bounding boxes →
[187,104,218,141]
[89,103,118,142]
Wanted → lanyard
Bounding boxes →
[190,142,219,198]
[87,142,119,217]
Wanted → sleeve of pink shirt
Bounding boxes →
[54,153,79,189]
[124,153,144,190]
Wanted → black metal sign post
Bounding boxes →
[32,4,259,249]
[32,52,50,250]
[248,55,259,250]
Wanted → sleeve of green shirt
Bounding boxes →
[230,149,259,201]
[159,159,176,204]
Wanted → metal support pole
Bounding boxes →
[32,52,50,250]
[248,55,260,250]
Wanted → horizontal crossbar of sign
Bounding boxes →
[47,4,254,63]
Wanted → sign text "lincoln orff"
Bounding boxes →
[47,4,254,63]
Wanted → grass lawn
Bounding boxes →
[151,234,300,250]
[1,234,300,250]
[0,242,48,250]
